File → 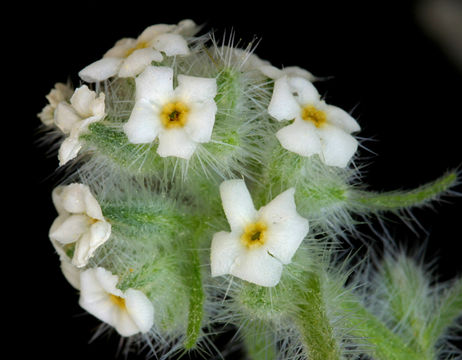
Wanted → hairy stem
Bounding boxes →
[349,171,458,211]
[184,234,205,349]
[293,272,340,360]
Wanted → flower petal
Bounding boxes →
[210,231,245,277]
[153,33,190,56]
[49,214,89,245]
[275,119,322,157]
[47,83,73,107]
[79,57,123,83]
[104,38,137,58]
[89,221,112,247]
[114,310,141,337]
[72,221,110,268]
[138,24,177,43]
[59,183,87,213]
[60,260,81,290]
[325,105,360,133]
[54,102,81,134]
[282,66,315,81]
[183,101,217,143]
[89,93,106,120]
[123,99,162,144]
[258,188,297,224]
[287,76,319,105]
[70,86,97,118]
[219,179,257,232]
[258,188,309,264]
[38,104,54,126]
[118,48,163,78]
[174,19,198,36]
[59,136,82,166]
[79,268,119,327]
[59,183,100,216]
[175,75,217,103]
[259,65,284,79]
[135,66,173,103]
[157,128,197,159]
[51,186,66,215]
[80,268,112,301]
[230,249,283,287]
[125,289,155,333]
[260,65,315,81]
[268,76,301,121]
[318,124,358,168]
[72,231,92,267]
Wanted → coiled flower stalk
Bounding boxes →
[37,19,461,360]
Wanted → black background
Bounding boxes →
[10,0,462,359]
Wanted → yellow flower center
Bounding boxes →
[88,217,99,225]
[160,102,189,129]
[301,105,327,128]
[109,294,126,309]
[241,221,268,249]
[125,41,150,57]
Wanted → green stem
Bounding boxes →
[293,272,340,360]
[349,171,458,211]
[184,225,207,350]
[242,320,277,360]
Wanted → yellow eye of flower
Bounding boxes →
[109,294,126,309]
[301,105,327,128]
[160,102,189,129]
[125,41,150,57]
[241,221,268,249]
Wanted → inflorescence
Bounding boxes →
[37,19,461,360]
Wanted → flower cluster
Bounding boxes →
[37,15,362,343]
[37,18,460,360]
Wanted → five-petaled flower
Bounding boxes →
[123,66,217,160]
[54,85,105,166]
[79,267,154,337]
[79,19,197,82]
[49,183,111,268]
[210,179,309,287]
[268,76,360,168]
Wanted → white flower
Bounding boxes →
[54,85,105,165]
[79,19,198,82]
[79,267,154,337]
[123,66,217,160]
[49,183,111,268]
[37,82,73,126]
[268,76,360,168]
[210,180,309,287]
